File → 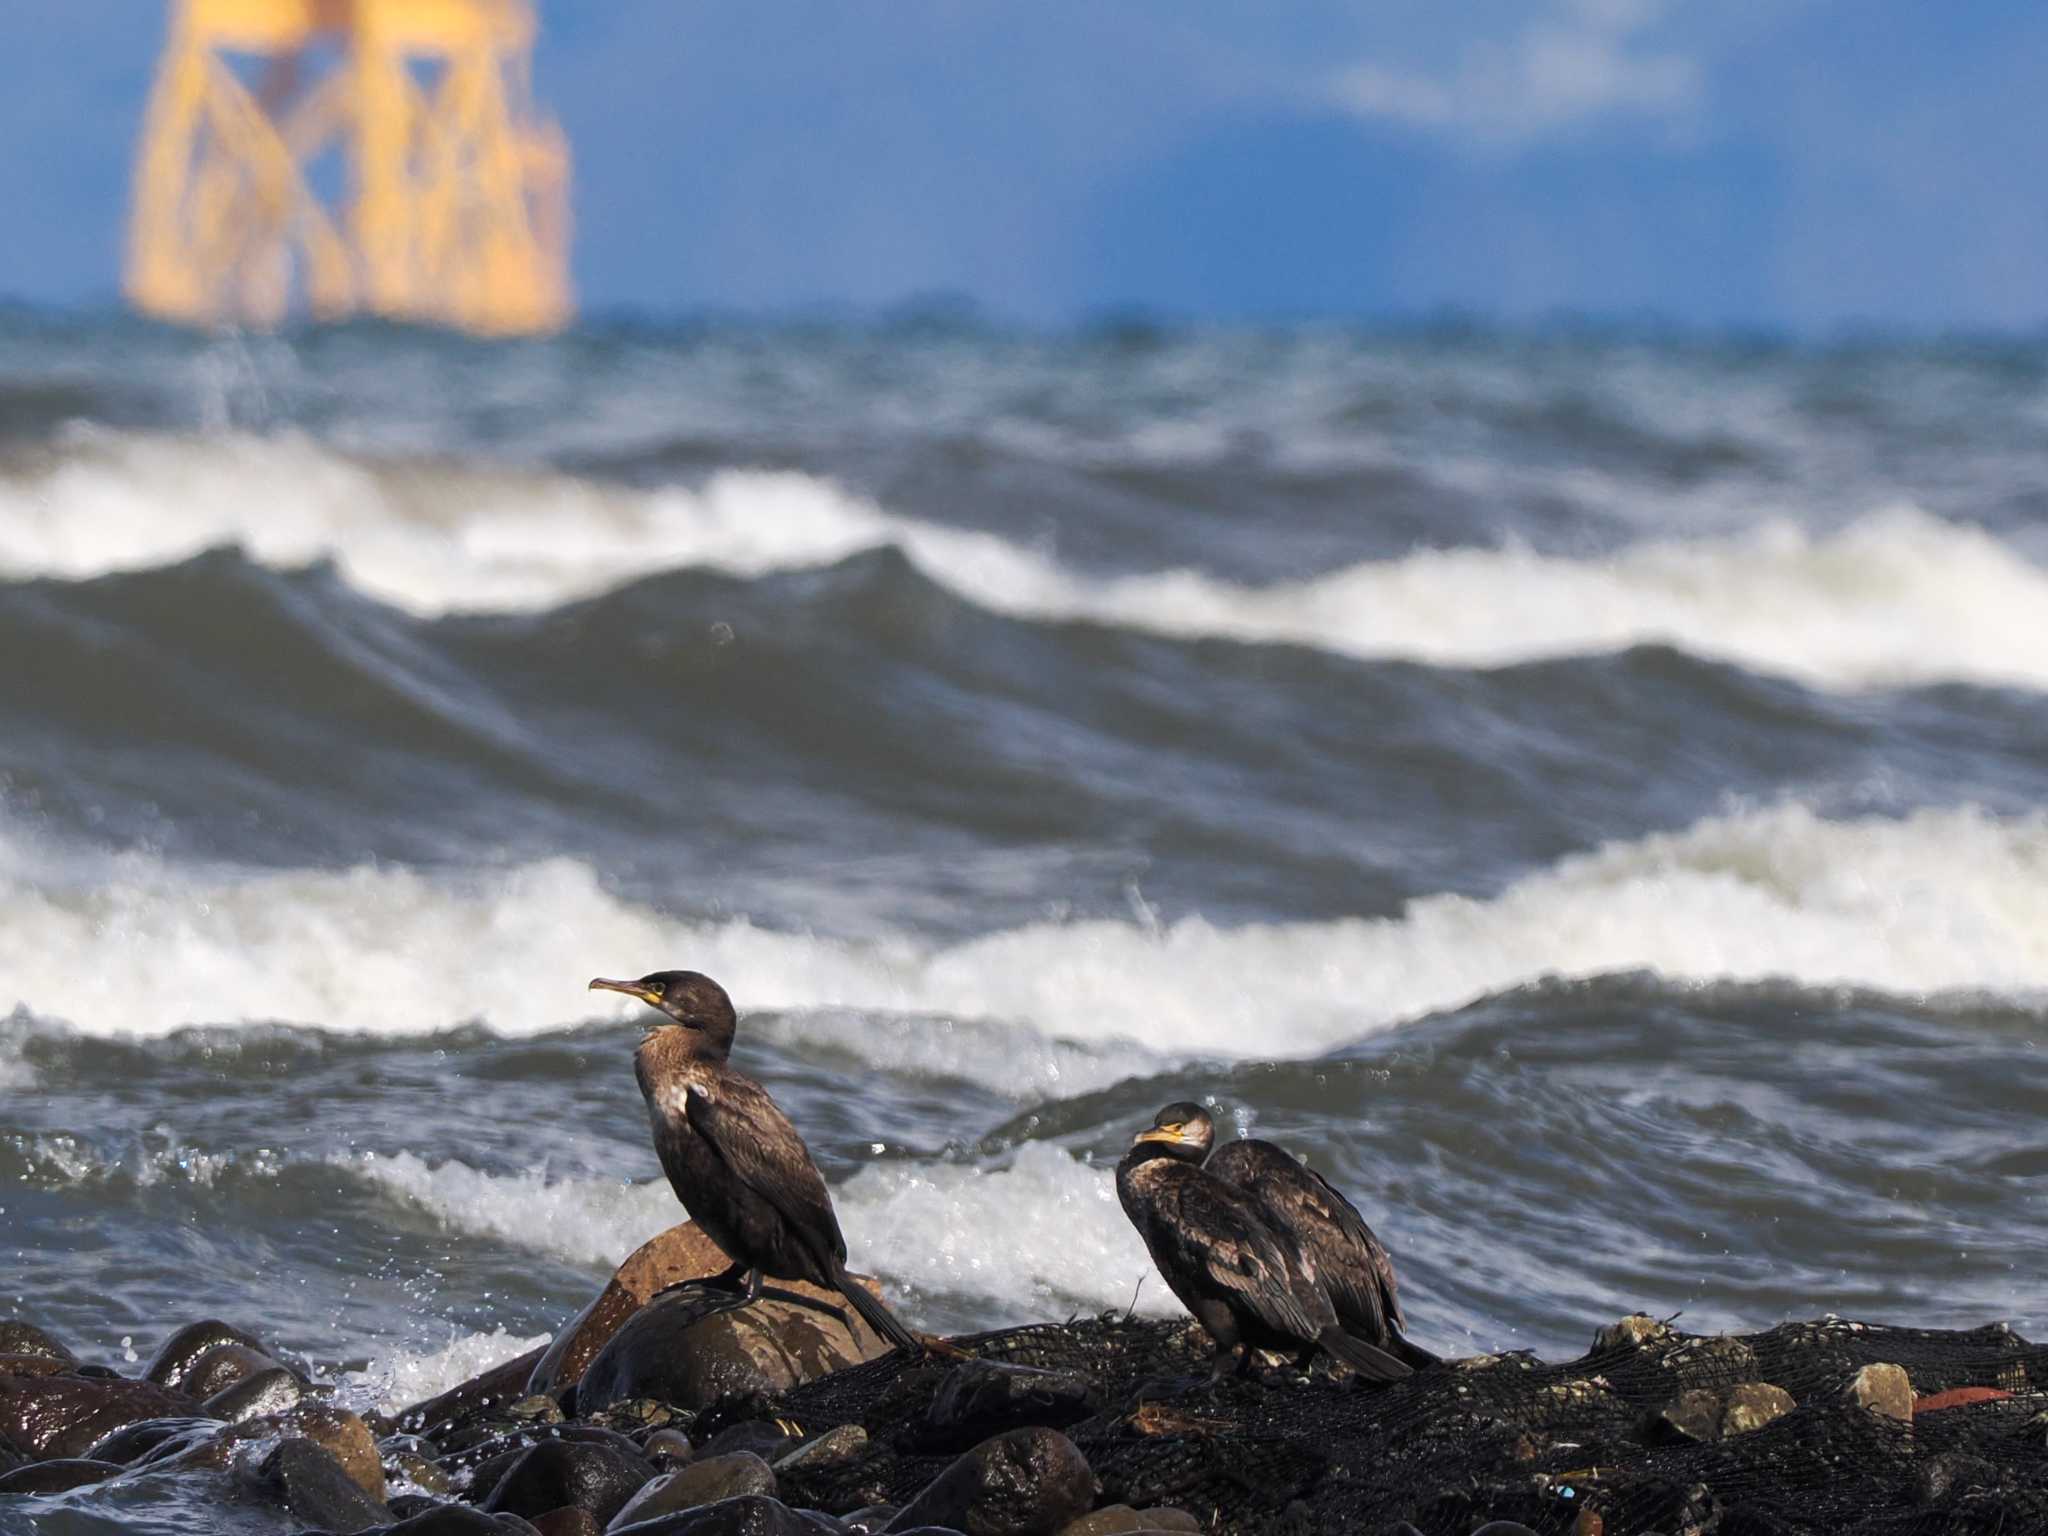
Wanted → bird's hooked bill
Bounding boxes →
[1135,1122,1194,1146]
[589,976,659,1004]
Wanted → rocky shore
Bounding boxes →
[4,1223,2046,1535]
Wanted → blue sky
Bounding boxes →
[4,1,2046,329]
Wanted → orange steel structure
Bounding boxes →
[126,0,572,335]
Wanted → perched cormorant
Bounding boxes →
[1207,1120,1438,1371]
[1116,1101,1411,1382]
[589,969,921,1353]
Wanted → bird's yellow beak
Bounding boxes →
[1135,1122,1191,1147]
[590,977,661,1006]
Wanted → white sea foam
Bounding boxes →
[341,1326,550,1416]
[3,803,2044,1075]
[4,431,2046,690]
[342,1142,1170,1327]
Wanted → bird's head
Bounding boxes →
[1130,1100,1215,1163]
[589,970,738,1056]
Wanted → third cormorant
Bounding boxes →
[1116,1101,1411,1382]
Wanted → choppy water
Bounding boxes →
[2,312,2046,1528]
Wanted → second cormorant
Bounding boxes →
[1117,1101,1411,1382]
[589,968,921,1353]
[1206,1116,1438,1371]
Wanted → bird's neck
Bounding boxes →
[634,1027,727,1095]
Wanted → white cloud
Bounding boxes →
[1330,0,1699,144]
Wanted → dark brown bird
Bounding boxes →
[1116,1101,1411,1382]
[1206,1120,1438,1372]
[589,968,921,1353]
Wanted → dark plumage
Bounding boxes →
[1115,1101,1410,1382]
[589,969,920,1353]
[1207,1132,1438,1371]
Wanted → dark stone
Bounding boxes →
[390,1343,550,1441]
[610,1454,778,1527]
[0,1355,69,1379]
[916,1362,1101,1454]
[839,1509,897,1534]
[608,1494,841,1535]
[145,1319,268,1391]
[0,1322,76,1365]
[642,1428,694,1469]
[206,1365,309,1422]
[181,1342,286,1400]
[703,1421,804,1462]
[451,1425,652,1496]
[0,1371,199,1458]
[532,1509,606,1536]
[578,1289,881,1417]
[885,1427,1097,1536]
[1472,1526,1542,1536]
[250,1437,394,1534]
[84,1414,222,1464]
[480,1438,656,1528]
[0,1457,124,1494]
[369,1508,521,1535]
[1648,1387,1723,1446]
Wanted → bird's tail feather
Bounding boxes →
[835,1268,921,1353]
[1391,1328,1441,1371]
[1319,1325,1413,1383]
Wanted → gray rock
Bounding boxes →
[885,1427,1097,1536]
[609,1452,778,1527]
[0,1322,76,1365]
[482,1438,658,1528]
[1650,1387,1724,1445]
[249,1437,394,1534]
[368,1509,521,1535]
[206,1365,309,1422]
[1591,1314,1672,1352]
[533,1510,608,1536]
[0,1458,124,1494]
[702,1421,804,1462]
[775,1425,867,1473]
[1054,1508,1151,1536]
[145,1319,268,1391]
[917,1362,1101,1454]
[839,1508,898,1534]
[1846,1363,1913,1424]
[1721,1382,1794,1436]
[641,1428,695,1468]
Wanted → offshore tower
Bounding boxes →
[126,0,571,335]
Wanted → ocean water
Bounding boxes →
[2,313,2046,1526]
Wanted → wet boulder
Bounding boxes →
[884,1427,1097,1536]
[0,1457,124,1494]
[609,1453,778,1526]
[774,1425,868,1474]
[0,1322,77,1366]
[389,1342,551,1441]
[577,1287,888,1417]
[207,1365,312,1422]
[641,1428,695,1469]
[454,1425,651,1498]
[608,1494,843,1535]
[84,1413,222,1464]
[533,1509,607,1536]
[0,1369,199,1458]
[480,1437,656,1528]
[701,1421,805,1462]
[182,1341,288,1400]
[915,1361,1102,1453]
[246,1436,395,1533]
[146,1319,269,1391]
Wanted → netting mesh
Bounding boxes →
[700,1314,2048,1535]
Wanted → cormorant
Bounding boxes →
[1116,1101,1411,1382]
[1207,1121,1438,1371]
[589,969,921,1353]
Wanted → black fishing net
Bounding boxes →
[704,1313,2048,1535]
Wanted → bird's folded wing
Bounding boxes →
[1161,1177,1325,1342]
[684,1078,849,1265]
